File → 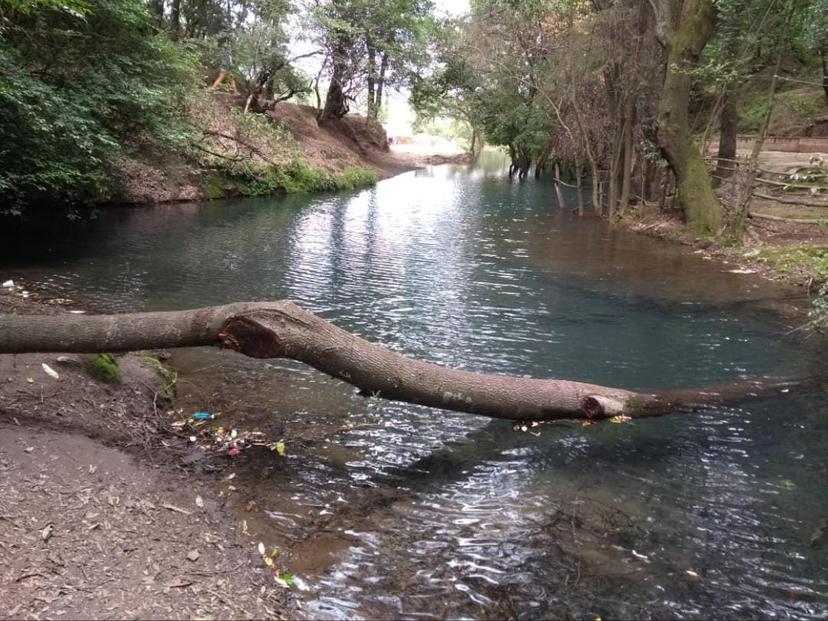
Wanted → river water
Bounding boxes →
[2,155,827,618]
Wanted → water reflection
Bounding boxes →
[1,153,826,618]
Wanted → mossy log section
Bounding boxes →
[0,301,793,421]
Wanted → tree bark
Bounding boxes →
[651,0,722,236]
[366,43,377,119]
[619,103,635,211]
[0,302,794,422]
[320,39,351,123]
[151,0,164,26]
[715,97,737,181]
[170,0,181,37]
[373,51,389,121]
[822,47,828,103]
[554,162,568,210]
[575,159,584,216]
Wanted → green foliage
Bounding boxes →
[332,167,379,190]
[754,244,828,279]
[738,86,828,134]
[310,0,436,118]
[0,0,87,13]
[0,0,197,208]
[87,353,121,383]
[213,159,378,195]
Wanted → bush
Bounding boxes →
[0,0,197,209]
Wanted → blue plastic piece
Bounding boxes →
[192,411,211,421]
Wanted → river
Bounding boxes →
[2,154,827,618]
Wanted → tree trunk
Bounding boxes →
[592,162,602,215]
[320,41,351,123]
[652,0,722,236]
[554,162,568,210]
[170,0,181,37]
[469,127,482,159]
[151,0,164,25]
[366,44,377,119]
[373,51,389,121]
[0,302,795,422]
[715,97,737,181]
[822,47,828,103]
[619,104,635,211]
[575,159,584,216]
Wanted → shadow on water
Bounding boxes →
[2,151,827,618]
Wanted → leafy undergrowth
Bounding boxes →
[747,244,828,281]
[191,100,378,198]
[739,84,828,136]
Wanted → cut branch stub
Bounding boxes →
[219,316,284,358]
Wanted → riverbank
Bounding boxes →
[111,93,445,205]
[0,291,293,619]
[618,185,828,319]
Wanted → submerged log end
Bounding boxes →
[219,316,284,359]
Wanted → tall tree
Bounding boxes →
[312,0,433,123]
[650,0,722,236]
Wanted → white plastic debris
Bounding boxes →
[1,279,13,288]
[41,363,60,380]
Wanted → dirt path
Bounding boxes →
[0,293,293,619]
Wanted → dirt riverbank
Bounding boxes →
[112,93,466,205]
[0,292,294,619]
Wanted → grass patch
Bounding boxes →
[206,159,378,197]
[751,244,828,280]
[738,86,828,135]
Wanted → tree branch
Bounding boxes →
[0,301,796,422]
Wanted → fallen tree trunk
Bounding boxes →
[0,301,793,421]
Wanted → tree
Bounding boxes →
[0,0,196,209]
[311,0,434,122]
[649,0,722,236]
[0,301,794,421]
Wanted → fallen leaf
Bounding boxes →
[609,415,632,424]
[275,442,286,455]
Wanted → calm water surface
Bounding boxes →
[2,155,827,619]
